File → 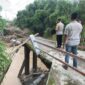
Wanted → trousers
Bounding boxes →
[56,35,62,48]
[65,44,78,67]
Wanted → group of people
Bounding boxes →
[55,12,83,69]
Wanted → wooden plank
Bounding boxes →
[33,52,37,72]
[24,44,30,75]
[18,59,25,78]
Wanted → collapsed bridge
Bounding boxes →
[1,33,85,85]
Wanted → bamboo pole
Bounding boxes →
[33,52,37,72]
[24,44,30,75]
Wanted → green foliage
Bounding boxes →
[31,9,49,35]
[0,17,6,36]
[0,6,6,31]
[14,0,85,38]
[56,0,78,17]
[0,41,11,82]
[44,27,52,38]
[58,16,69,25]
[0,18,6,29]
[48,12,58,28]
[78,0,85,22]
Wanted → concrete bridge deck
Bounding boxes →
[1,37,85,85]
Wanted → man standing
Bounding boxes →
[55,18,64,48]
[63,12,83,69]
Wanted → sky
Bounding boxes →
[0,0,79,21]
[0,0,34,20]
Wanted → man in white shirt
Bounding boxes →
[55,18,64,48]
[63,12,83,69]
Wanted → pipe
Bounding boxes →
[35,40,85,62]
[36,47,85,76]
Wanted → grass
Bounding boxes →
[0,41,11,84]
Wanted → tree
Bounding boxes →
[15,0,80,37]
[78,0,85,23]
[0,6,6,36]
[30,10,49,36]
